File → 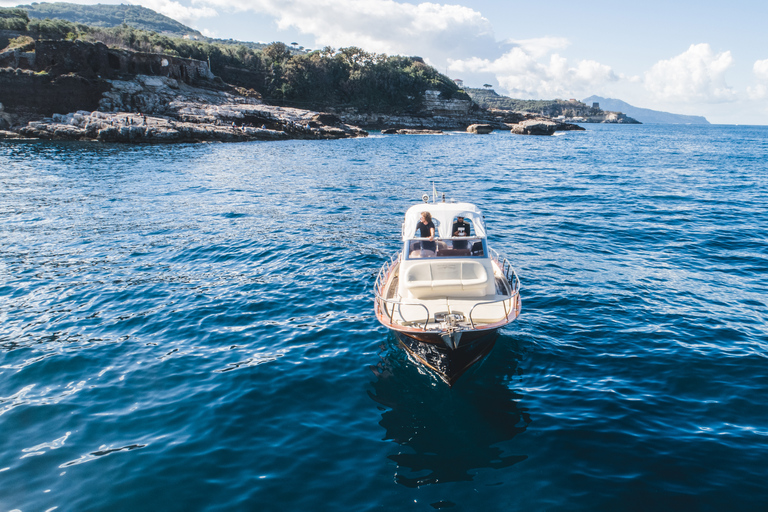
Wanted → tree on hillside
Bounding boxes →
[0,7,30,30]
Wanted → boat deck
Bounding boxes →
[378,261,517,330]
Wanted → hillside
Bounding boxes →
[0,6,468,115]
[17,2,203,38]
[15,2,273,51]
[0,5,589,137]
[465,88,639,123]
[583,96,709,124]
[465,88,584,116]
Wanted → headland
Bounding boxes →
[0,10,595,142]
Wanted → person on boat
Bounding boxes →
[452,216,470,250]
[452,216,470,237]
[417,211,436,253]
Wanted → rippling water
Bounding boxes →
[1,125,767,511]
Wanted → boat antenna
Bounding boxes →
[432,182,437,204]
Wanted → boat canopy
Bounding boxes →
[402,202,487,240]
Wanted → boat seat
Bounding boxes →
[401,260,491,299]
[437,248,471,257]
[408,249,436,259]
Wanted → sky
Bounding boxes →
[7,0,767,124]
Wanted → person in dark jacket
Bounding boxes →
[452,216,470,250]
[417,211,436,252]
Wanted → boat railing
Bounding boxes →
[467,296,517,329]
[374,252,400,296]
[375,295,431,331]
[374,253,432,331]
[490,247,521,296]
[463,248,522,329]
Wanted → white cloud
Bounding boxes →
[747,59,768,99]
[504,37,569,59]
[644,43,736,103]
[754,59,768,80]
[131,0,218,26]
[448,38,618,99]
[194,0,496,61]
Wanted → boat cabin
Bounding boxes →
[398,202,496,300]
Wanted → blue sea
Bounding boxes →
[1,124,767,511]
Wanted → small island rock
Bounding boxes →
[510,119,558,136]
[381,128,443,135]
[466,123,493,134]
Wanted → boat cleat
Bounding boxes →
[436,312,465,350]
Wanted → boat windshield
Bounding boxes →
[406,237,486,259]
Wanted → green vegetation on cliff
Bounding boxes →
[1,6,88,36]
[0,7,30,30]
[17,2,202,37]
[0,6,467,113]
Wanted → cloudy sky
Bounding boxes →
[9,0,767,124]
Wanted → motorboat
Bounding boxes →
[374,191,521,385]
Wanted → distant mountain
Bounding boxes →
[17,2,203,38]
[583,96,709,124]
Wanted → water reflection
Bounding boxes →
[369,335,531,487]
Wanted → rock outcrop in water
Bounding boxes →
[381,128,443,135]
[20,110,290,142]
[510,119,558,136]
[467,123,493,134]
[339,104,583,136]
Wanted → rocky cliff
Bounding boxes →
[333,92,582,134]
[0,38,366,141]
[3,73,366,142]
[466,88,641,124]
[0,37,583,141]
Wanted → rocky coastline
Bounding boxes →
[1,73,366,142]
[0,37,583,142]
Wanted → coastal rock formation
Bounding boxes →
[1,39,216,84]
[595,111,638,123]
[2,73,367,142]
[333,90,487,131]
[0,68,110,125]
[381,128,443,135]
[0,129,24,138]
[337,109,510,132]
[466,123,493,134]
[0,38,367,142]
[337,110,470,131]
[19,111,291,142]
[510,119,558,136]
[486,108,527,125]
[338,101,582,135]
[467,89,641,124]
[421,89,472,117]
[101,75,365,139]
[0,36,585,141]
[0,102,10,130]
